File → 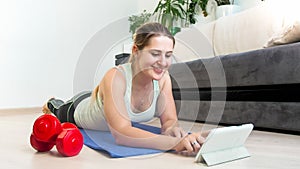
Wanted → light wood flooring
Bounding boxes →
[0,108,299,169]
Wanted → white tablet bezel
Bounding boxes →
[195,123,254,164]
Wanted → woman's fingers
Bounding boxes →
[191,139,201,152]
[169,127,187,138]
[201,130,211,138]
[197,135,206,145]
[174,136,194,152]
[179,127,187,137]
[182,133,202,153]
[174,130,210,153]
[187,132,207,152]
[173,127,182,138]
[183,138,194,152]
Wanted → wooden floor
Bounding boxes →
[1,108,299,169]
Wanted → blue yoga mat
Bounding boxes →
[80,123,165,158]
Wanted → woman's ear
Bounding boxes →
[132,45,138,55]
[129,45,138,62]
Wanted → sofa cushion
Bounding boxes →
[264,20,300,47]
[181,2,300,60]
[213,4,284,56]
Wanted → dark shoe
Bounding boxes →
[46,98,64,114]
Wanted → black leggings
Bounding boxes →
[47,91,91,124]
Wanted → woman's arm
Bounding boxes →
[157,71,186,137]
[99,68,181,151]
[156,72,209,153]
[99,68,206,152]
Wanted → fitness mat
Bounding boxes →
[80,123,165,158]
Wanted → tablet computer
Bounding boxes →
[195,123,254,166]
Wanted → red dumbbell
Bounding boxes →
[30,114,83,157]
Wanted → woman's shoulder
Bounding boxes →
[101,66,127,88]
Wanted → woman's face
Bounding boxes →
[135,35,174,81]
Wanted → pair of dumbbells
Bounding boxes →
[30,114,83,157]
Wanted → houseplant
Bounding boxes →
[187,0,208,24]
[184,0,227,21]
[129,1,211,36]
[153,0,210,35]
[128,10,152,36]
[215,0,231,6]
[152,0,186,35]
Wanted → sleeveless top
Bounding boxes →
[74,63,160,131]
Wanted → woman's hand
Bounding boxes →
[173,132,207,154]
[162,126,186,138]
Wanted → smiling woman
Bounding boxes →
[42,22,209,153]
[131,37,174,81]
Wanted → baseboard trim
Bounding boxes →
[0,107,41,115]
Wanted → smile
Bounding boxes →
[153,67,164,74]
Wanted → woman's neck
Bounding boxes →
[131,62,152,88]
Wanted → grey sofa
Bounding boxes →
[169,42,300,134]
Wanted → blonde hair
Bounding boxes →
[128,22,175,62]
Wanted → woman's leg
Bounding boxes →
[43,91,91,124]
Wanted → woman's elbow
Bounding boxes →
[111,131,128,146]
[113,135,123,145]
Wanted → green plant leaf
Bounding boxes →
[128,10,151,35]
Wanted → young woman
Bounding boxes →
[43,22,207,153]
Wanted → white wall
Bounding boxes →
[0,0,159,109]
[3,0,267,109]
